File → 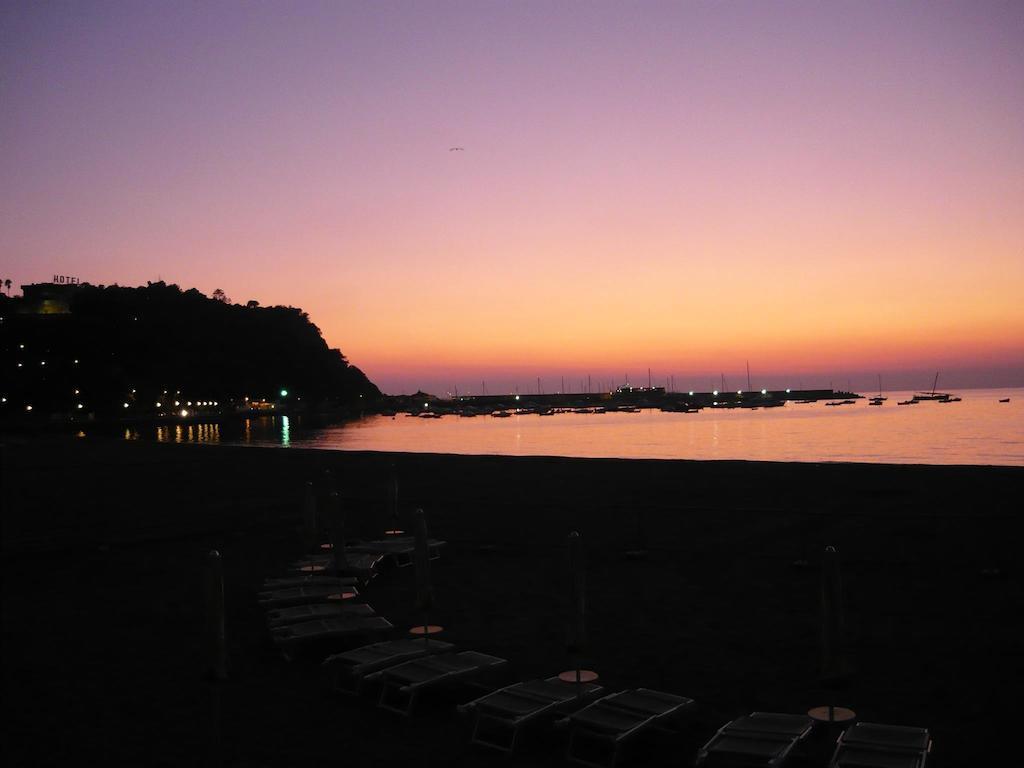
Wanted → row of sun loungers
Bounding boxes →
[263,501,932,768]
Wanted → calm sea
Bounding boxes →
[125,387,1024,466]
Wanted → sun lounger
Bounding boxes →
[270,615,392,649]
[560,688,695,768]
[262,575,359,590]
[829,722,932,768]
[266,601,375,628]
[323,638,455,695]
[459,676,604,754]
[349,537,447,568]
[371,651,509,715]
[258,584,360,608]
[290,551,383,575]
[695,712,814,767]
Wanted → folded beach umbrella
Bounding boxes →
[385,464,403,535]
[328,491,349,572]
[819,545,849,719]
[302,480,317,554]
[565,531,588,684]
[413,509,436,636]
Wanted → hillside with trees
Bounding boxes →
[0,281,379,420]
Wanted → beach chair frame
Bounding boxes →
[562,688,695,768]
[461,677,604,754]
[694,712,815,768]
[828,722,932,768]
[373,651,508,716]
[323,638,455,696]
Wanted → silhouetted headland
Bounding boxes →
[0,281,379,427]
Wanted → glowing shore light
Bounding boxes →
[155,402,162,408]
[123,402,129,408]
[712,390,718,396]
[786,388,791,393]
[74,389,79,395]
[17,363,22,368]
[40,360,46,365]
[19,344,24,349]
[280,389,288,397]
[213,401,218,406]
[737,390,743,395]
[688,391,694,396]
[26,405,33,411]
[77,403,83,409]
[174,401,180,406]
[1,397,5,402]
[187,401,192,406]
[515,394,520,400]
[180,409,188,417]
[761,389,767,395]
[73,359,79,364]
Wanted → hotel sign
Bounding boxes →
[53,275,81,285]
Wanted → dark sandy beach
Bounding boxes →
[2,436,1020,766]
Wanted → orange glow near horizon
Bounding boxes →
[3,3,1022,393]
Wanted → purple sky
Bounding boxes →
[2,1,1022,394]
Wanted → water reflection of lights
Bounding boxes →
[281,415,290,447]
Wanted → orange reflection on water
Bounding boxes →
[284,388,1022,466]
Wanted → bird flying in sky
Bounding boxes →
[449,147,464,151]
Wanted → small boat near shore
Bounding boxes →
[999,398,1010,403]
[898,399,918,405]
[826,400,855,407]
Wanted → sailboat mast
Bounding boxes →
[932,371,939,395]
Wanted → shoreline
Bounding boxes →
[3,436,1021,765]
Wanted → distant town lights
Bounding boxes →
[712,390,718,396]
[280,389,288,397]
[761,389,767,395]
[123,402,129,408]
[155,402,162,408]
[26,405,33,411]
[174,401,180,406]
[688,391,694,396]
[180,409,188,417]
[77,403,83,409]
[786,388,791,393]
[737,390,743,395]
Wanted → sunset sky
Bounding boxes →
[3,1,1022,394]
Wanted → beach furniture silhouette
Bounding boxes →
[270,615,393,650]
[828,722,932,768]
[262,575,359,590]
[348,535,447,568]
[559,687,695,768]
[407,509,444,640]
[265,601,375,628]
[258,584,360,608]
[371,651,509,715]
[695,712,814,766]
[458,675,604,754]
[323,638,455,695]
[291,491,386,576]
[561,531,598,688]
